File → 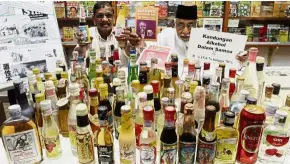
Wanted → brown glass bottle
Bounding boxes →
[139,62,148,91]
[57,98,69,137]
[89,88,99,138]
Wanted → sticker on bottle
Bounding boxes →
[160,142,177,164]
[178,141,196,164]
[44,135,61,158]
[197,140,216,163]
[97,145,114,163]
[140,142,156,163]
[120,143,135,163]
[77,132,95,163]
[216,138,237,160]
[68,125,77,148]
[2,129,42,164]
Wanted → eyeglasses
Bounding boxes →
[176,22,197,30]
[95,13,113,19]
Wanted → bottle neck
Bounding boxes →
[100,90,108,101]
[90,96,98,106]
[164,118,175,128]
[77,115,89,127]
[215,73,222,84]
[203,110,216,132]
[194,69,201,81]
[153,91,160,99]
[121,112,133,131]
[234,80,244,94]
[98,119,108,127]
[70,94,81,104]
[147,93,154,106]
[42,113,54,126]
[182,114,195,134]
[116,91,125,102]
[143,119,154,129]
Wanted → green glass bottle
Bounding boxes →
[88,49,96,88]
[128,61,138,86]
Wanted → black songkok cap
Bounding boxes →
[176,5,197,20]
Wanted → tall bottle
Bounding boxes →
[135,92,147,149]
[139,62,148,91]
[271,83,284,108]
[280,94,290,129]
[76,103,95,164]
[219,62,226,81]
[256,56,265,105]
[194,65,202,86]
[157,97,169,152]
[197,105,217,164]
[88,88,99,140]
[230,76,245,104]
[57,98,69,138]
[262,85,279,126]
[160,106,177,164]
[32,67,45,94]
[131,80,140,118]
[96,105,114,164]
[178,90,192,135]
[178,103,196,164]
[128,57,139,86]
[181,58,189,80]
[99,83,113,131]
[206,83,220,128]
[88,49,96,87]
[75,65,89,94]
[115,4,126,48]
[68,83,80,156]
[140,105,157,164]
[151,80,161,130]
[40,100,62,159]
[175,80,184,113]
[56,74,68,99]
[228,68,237,99]
[79,5,90,44]
[28,74,40,104]
[44,80,58,125]
[119,105,136,163]
[1,105,43,164]
[219,78,230,125]
[35,93,44,147]
[213,67,223,88]
[162,63,172,97]
[149,58,161,84]
[171,53,179,88]
[113,86,125,139]
[202,62,211,83]
[241,47,259,98]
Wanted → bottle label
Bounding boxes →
[197,140,216,163]
[178,141,196,164]
[241,125,263,153]
[44,135,61,158]
[266,135,290,147]
[160,142,177,164]
[140,143,156,163]
[77,132,95,163]
[114,117,121,139]
[265,104,279,116]
[97,145,114,163]
[68,125,77,149]
[120,143,135,163]
[2,129,41,164]
[201,129,216,141]
[216,138,237,160]
[135,123,143,147]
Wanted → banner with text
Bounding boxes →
[187,28,247,70]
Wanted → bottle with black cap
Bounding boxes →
[271,83,284,108]
[246,97,257,105]
[215,111,239,164]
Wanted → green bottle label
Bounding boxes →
[216,138,237,160]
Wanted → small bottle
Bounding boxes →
[256,56,265,105]
[280,94,290,129]
[128,57,139,86]
[160,106,177,164]
[113,60,121,79]
[32,67,45,94]
[88,49,97,87]
[189,81,198,98]
[178,90,193,135]
[258,110,289,163]
[56,76,68,99]
[271,83,284,108]
[215,111,239,164]
[144,85,154,107]
[131,80,140,117]
[151,80,161,131]
[194,65,202,86]
[79,5,90,44]
[28,74,40,104]
[162,76,171,98]
[219,78,230,125]
[139,62,148,92]
[75,65,89,94]
[76,103,95,164]
[88,88,99,140]
[135,92,147,149]
[206,83,220,128]
[40,100,62,159]
[157,97,169,152]
[230,76,245,104]
[171,53,179,88]
[44,80,58,125]
[56,98,69,137]
[113,86,126,139]
[119,105,136,163]
[228,68,237,99]
[219,62,226,81]
[202,76,211,101]
[175,80,184,113]
[164,62,172,79]
[112,77,122,95]
[44,72,53,81]
[35,93,45,147]
[188,62,195,78]
[149,57,161,84]
[140,105,157,164]
[55,68,63,81]
[99,83,113,131]
[1,105,43,164]
[181,58,189,80]
[167,87,175,107]
[202,62,211,83]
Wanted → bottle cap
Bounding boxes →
[113,78,122,86]
[61,72,68,79]
[45,80,54,88]
[69,83,80,95]
[248,47,258,62]
[44,72,52,80]
[206,105,216,112]
[272,83,281,95]
[184,103,194,114]
[151,57,158,64]
[188,62,195,72]
[183,58,189,65]
[219,62,225,67]
[274,110,288,124]
[40,100,52,115]
[185,75,192,82]
[164,106,176,121]
[99,83,108,91]
[98,106,108,120]
[195,65,201,69]
[35,93,45,103]
[229,68,236,78]
[167,88,175,99]
[143,105,154,121]
[56,98,69,107]
[138,92,147,102]
[181,92,192,103]
[151,80,159,93]
[56,68,63,74]
[204,62,210,70]
[8,105,22,118]
[175,80,184,86]
[224,111,235,126]
[246,97,257,105]
[190,81,198,87]
[131,80,140,88]
[32,68,40,74]
[161,97,169,105]
[89,88,98,97]
[144,85,153,94]
[76,103,88,116]
[202,77,211,85]
[140,62,147,67]
[256,56,265,71]
[121,105,131,114]
[77,57,84,63]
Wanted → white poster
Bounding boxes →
[202,18,223,32]
[0,2,65,89]
[186,28,247,71]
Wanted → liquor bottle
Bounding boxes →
[113,86,125,139]
[219,62,226,81]
[157,97,169,152]
[228,68,237,99]
[160,106,177,164]
[68,83,80,155]
[140,105,157,163]
[230,76,245,104]
[164,62,172,79]
[219,78,230,124]
[194,86,206,132]
[28,74,40,104]
[271,83,284,108]
[131,80,140,118]
[113,60,121,79]
[241,47,259,99]
[194,65,201,86]
[43,72,52,82]
[162,77,171,98]
[55,68,63,81]
[184,75,192,91]
[236,105,265,164]
[108,45,114,65]
[171,53,179,88]
[75,65,89,94]
[119,105,136,163]
[280,94,290,129]
[175,80,184,113]
[139,62,148,91]
[13,79,35,119]
[79,5,90,44]
[167,88,175,107]
[113,48,120,62]
[88,49,96,87]
[178,90,193,135]
[181,58,189,80]
[88,88,99,139]
[202,62,211,82]
[32,67,45,94]
[115,5,126,48]
[189,81,198,98]
[215,111,239,163]
[256,56,265,105]
[128,57,139,86]
[102,61,113,94]
[151,80,161,130]
[258,110,289,163]
[56,75,68,99]
[100,47,106,61]
[44,80,58,124]
[262,85,278,126]
[56,98,69,137]
[202,77,211,101]
[128,49,136,82]
[178,103,196,164]
[1,105,42,164]
[99,83,113,131]
[135,92,147,149]
[34,93,44,147]
[94,77,104,100]
[112,77,122,95]
[76,103,95,164]
[118,70,128,103]
[188,62,195,79]
[230,90,250,128]
[144,85,154,107]
[197,105,217,164]
[40,100,62,159]
[149,57,161,84]
[96,58,103,74]
[96,105,114,164]
[206,83,220,128]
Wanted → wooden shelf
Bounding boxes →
[57,17,93,21]
[62,41,77,47]
[229,17,290,21]
[246,42,290,47]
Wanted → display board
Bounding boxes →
[0,2,65,90]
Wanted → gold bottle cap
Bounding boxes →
[56,68,63,74]
[132,80,140,88]
[61,72,68,79]
[32,68,40,74]
[190,81,198,87]
[95,77,104,88]
[219,62,225,67]
[44,72,52,80]
[99,83,108,91]
[183,58,189,64]
[113,78,122,86]
[144,85,153,94]
[35,93,45,103]
[57,98,69,107]
[76,103,88,116]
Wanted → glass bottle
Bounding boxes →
[256,56,265,105]
[193,86,206,132]
[219,62,226,81]
[157,97,169,152]
[258,110,289,163]
[164,62,172,79]
[88,49,96,88]
[55,68,63,81]
[76,103,95,164]
[32,67,45,94]
[151,80,161,131]
[144,85,154,107]
[128,58,139,86]
[219,78,230,125]
[202,77,211,101]
[171,53,179,88]
[149,57,161,84]
[184,75,192,92]
[213,67,223,88]
[56,76,68,99]
[197,105,217,164]
[28,74,40,105]
[202,62,211,83]
[262,85,279,126]
[44,72,53,81]
[99,83,113,132]
[140,105,157,164]
[162,77,171,98]
[44,80,58,125]
[230,76,245,104]
[228,68,237,99]
[175,80,184,113]
[178,103,196,164]
[178,91,193,136]
[113,86,125,139]
[88,88,99,140]
[181,58,189,80]
[188,62,195,79]
[68,83,80,156]
[215,111,239,164]
[96,58,103,74]
[96,106,114,164]
[189,81,198,98]
[94,77,104,101]
[194,65,202,86]
[75,65,89,94]
[271,83,284,108]
[160,106,177,164]
[206,83,220,128]
[102,61,113,94]
[40,100,62,159]
[112,77,122,95]
[167,87,175,107]
[131,80,140,118]
[139,62,148,92]
[35,93,44,147]
[241,47,259,99]
[135,92,147,149]
[113,60,121,79]
[56,98,69,137]
[280,94,290,129]
[119,105,136,163]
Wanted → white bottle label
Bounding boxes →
[120,143,135,163]
[3,129,41,164]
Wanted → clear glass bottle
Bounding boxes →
[206,83,220,128]
[1,105,43,164]
[256,56,265,105]
[140,105,157,164]
[213,67,223,89]
[202,62,211,84]
[113,86,125,139]
[76,103,95,164]
[88,49,96,88]
[262,85,279,126]
[162,78,171,98]
[119,105,136,163]
[157,97,169,152]
[139,62,148,92]
[258,110,290,163]
[44,80,58,125]
[128,58,139,86]
[88,88,99,141]
[40,100,62,159]
[167,87,175,107]
[178,90,192,136]
[56,98,69,138]
[202,77,211,101]
[230,76,245,104]
[32,67,45,94]
[34,93,44,147]
[188,62,195,79]
[75,65,89,94]
[271,83,284,108]
[194,65,202,86]
[189,81,198,98]
[28,74,40,104]
[135,92,147,149]
[219,78,230,125]
[149,57,161,84]
[131,80,140,118]
[280,94,290,129]
[181,58,189,80]
[228,68,237,99]
[171,53,179,88]
[151,80,161,131]
[175,80,184,113]
[219,63,226,81]
[215,111,239,164]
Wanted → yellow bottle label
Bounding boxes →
[216,138,237,160]
[120,143,135,164]
[77,132,95,163]
[69,125,77,148]
[44,135,61,158]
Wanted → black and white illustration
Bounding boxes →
[22,21,47,38]
[203,18,223,32]
[10,51,30,63]
[9,60,47,78]
[4,133,33,151]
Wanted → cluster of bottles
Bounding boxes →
[2,46,290,164]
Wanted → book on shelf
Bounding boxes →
[82,1,96,17]
[210,1,223,17]
[228,27,246,35]
[259,26,267,42]
[168,1,182,18]
[229,1,238,17]
[279,26,289,42]
[66,1,80,18]
[157,1,168,19]
[117,1,130,18]
[246,26,253,42]
[238,1,251,17]
[62,27,75,42]
[260,1,274,17]
[129,1,142,17]
[54,1,65,18]
[203,1,211,17]
[196,1,203,17]
[273,1,287,17]
[250,1,261,17]
[202,18,223,32]
[253,24,264,42]
[267,24,280,42]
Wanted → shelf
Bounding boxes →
[57,17,93,21]
[229,17,290,21]
[246,42,290,47]
[62,41,77,47]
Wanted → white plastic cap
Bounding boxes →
[40,100,52,115]
[8,105,21,118]
[76,103,88,116]
[144,85,153,94]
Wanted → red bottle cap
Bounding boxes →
[165,106,176,121]
[229,68,237,78]
[204,62,210,70]
[151,80,160,93]
[89,88,97,97]
[188,62,195,72]
[143,105,154,121]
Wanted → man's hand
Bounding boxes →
[74,32,93,57]
[115,27,141,47]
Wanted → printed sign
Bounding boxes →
[203,18,223,32]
